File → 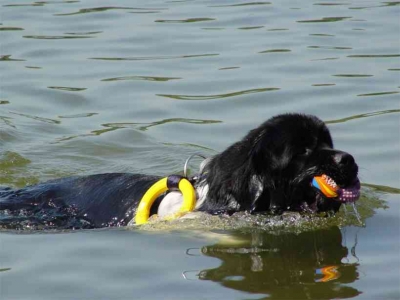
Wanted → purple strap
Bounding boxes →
[336,179,361,203]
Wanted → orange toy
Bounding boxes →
[312,174,338,198]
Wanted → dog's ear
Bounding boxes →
[249,126,291,174]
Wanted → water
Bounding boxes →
[0,0,399,299]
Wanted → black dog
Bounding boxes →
[0,114,359,229]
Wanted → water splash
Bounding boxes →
[135,192,387,234]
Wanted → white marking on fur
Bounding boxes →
[157,158,211,217]
[195,182,209,209]
[156,183,209,217]
[157,192,184,218]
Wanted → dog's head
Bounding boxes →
[250,114,359,213]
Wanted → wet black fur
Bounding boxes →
[0,174,162,228]
[0,113,358,229]
[198,114,358,214]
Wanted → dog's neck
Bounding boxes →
[156,155,265,217]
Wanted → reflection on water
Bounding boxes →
[0,55,25,61]
[155,18,216,23]
[259,49,291,53]
[362,183,400,194]
[332,74,373,77]
[23,35,94,40]
[89,53,219,61]
[357,91,399,97]
[158,87,280,100]
[101,75,182,82]
[48,86,87,92]
[102,118,221,131]
[9,112,60,124]
[196,227,360,299]
[58,113,98,119]
[347,54,400,58]
[325,109,400,124]
[209,2,272,8]
[238,26,265,30]
[297,17,352,23]
[54,118,220,142]
[349,2,400,9]
[0,152,38,187]
[54,6,157,16]
[0,268,11,272]
[0,27,24,31]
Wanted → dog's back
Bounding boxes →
[0,174,160,229]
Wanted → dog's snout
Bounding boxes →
[333,152,355,167]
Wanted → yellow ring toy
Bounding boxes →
[135,176,196,225]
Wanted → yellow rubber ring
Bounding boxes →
[135,177,196,225]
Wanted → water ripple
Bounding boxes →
[3,1,78,7]
[9,112,60,124]
[54,118,220,142]
[129,11,164,14]
[348,54,400,58]
[349,2,400,9]
[55,6,166,16]
[101,76,181,82]
[362,183,400,194]
[312,83,336,87]
[308,46,352,50]
[48,86,87,92]
[24,35,94,40]
[59,113,98,119]
[219,67,240,70]
[0,268,11,272]
[89,53,219,61]
[202,28,225,30]
[0,27,24,31]
[238,26,264,30]
[209,2,271,7]
[0,55,25,61]
[102,118,221,131]
[325,109,400,124]
[333,74,373,77]
[157,87,280,100]
[311,57,340,61]
[297,17,352,23]
[267,28,289,31]
[155,18,215,23]
[357,91,399,97]
[309,33,335,37]
[64,31,102,35]
[313,2,350,5]
[0,116,15,128]
[259,49,291,53]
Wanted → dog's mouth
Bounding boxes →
[312,174,361,203]
[305,174,360,213]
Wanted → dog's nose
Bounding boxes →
[333,152,355,167]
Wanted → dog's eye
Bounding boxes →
[298,148,312,156]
